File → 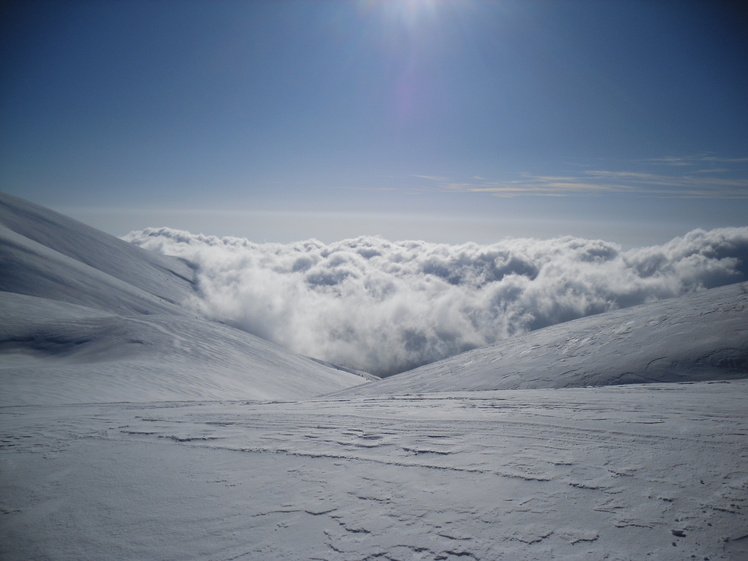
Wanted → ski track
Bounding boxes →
[1,381,747,561]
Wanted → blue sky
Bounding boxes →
[1,0,747,246]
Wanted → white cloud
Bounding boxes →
[442,170,748,199]
[124,227,748,377]
[646,155,748,165]
[429,154,748,199]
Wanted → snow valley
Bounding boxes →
[1,192,747,561]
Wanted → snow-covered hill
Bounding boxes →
[1,193,746,560]
[0,193,368,404]
[0,193,196,314]
[336,281,748,396]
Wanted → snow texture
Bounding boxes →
[1,193,747,560]
[2,385,747,561]
[125,225,748,376]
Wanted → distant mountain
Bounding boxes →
[0,193,368,405]
[335,281,748,396]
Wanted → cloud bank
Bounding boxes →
[123,227,748,376]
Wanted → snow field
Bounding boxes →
[2,381,746,560]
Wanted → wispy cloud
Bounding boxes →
[329,185,398,192]
[645,156,695,167]
[417,155,748,199]
[700,156,748,163]
[646,154,748,166]
[444,176,631,197]
[693,168,730,174]
[412,174,451,182]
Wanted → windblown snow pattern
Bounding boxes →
[124,227,748,377]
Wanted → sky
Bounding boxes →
[1,0,747,247]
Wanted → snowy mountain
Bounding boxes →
[0,193,196,314]
[0,192,368,404]
[336,281,748,396]
[1,193,746,561]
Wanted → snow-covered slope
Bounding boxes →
[0,193,195,313]
[337,281,748,396]
[0,193,367,404]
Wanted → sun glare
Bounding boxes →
[364,0,441,26]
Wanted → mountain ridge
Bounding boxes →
[0,192,368,404]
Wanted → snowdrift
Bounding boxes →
[337,281,748,396]
[0,193,367,404]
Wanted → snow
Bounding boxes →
[2,384,747,560]
[0,291,369,405]
[0,192,369,404]
[1,192,747,560]
[0,193,196,309]
[335,281,748,396]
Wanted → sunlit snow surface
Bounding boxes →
[1,192,747,560]
[2,384,747,560]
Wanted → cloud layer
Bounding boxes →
[123,228,748,376]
